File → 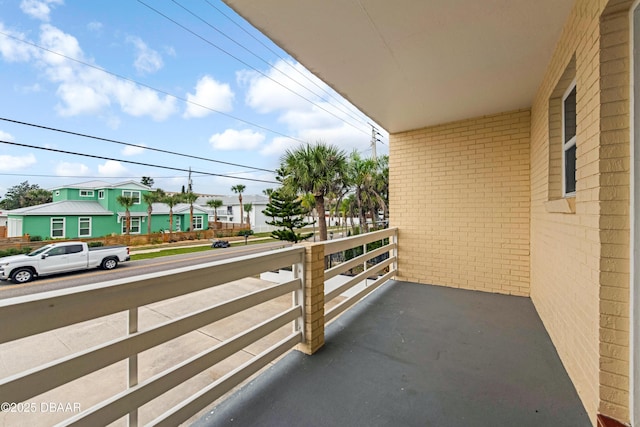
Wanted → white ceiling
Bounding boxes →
[225,0,574,134]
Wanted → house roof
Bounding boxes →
[197,195,269,206]
[7,200,114,216]
[50,180,151,191]
[149,203,209,215]
[223,0,574,133]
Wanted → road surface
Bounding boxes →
[0,241,290,299]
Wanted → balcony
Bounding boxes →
[0,228,588,426]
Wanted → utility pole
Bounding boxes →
[188,167,193,193]
[369,123,382,160]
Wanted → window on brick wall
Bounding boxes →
[545,55,576,214]
[562,81,577,196]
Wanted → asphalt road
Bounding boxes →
[0,241,291,300]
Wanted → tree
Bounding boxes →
[206,199,223,223]
[142,189,165,236]
[163,193,183,240]
[0,181,52,210]
[279,142,347,241]
[300,193,316,241]
[231,184,246,225]
[243,203,253,228]
[183,191,199,231]
[263,188,312,243]
[141,176,154,187]
[116,195,135,235]
[262,188,274,202]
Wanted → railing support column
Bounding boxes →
[298,242,325,355]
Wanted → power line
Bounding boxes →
[0,30,308,146]
[171,0,370,130]
[0,140,279,184]
[202,0,368,125]
[0,117,275,173]
[138,0,371,137]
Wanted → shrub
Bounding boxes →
[29,235,43,242]
[88,241,104,247]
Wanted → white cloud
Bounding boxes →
[20,0,63,22]
[0,23,177,121]
[240,59,375,158]
[54,161,90,176]
[0,23,38,62]
[122,144,146,156]
[127,36,163,75]
[0,130,15,142]
[0,153,36,171]
[98,160,128,176]
[209,129,265,151]
[184,75,234,118]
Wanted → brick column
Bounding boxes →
[297,242,325,355]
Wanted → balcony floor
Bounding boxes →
[194,280,590,427]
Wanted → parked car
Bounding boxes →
[211,240,230,248]
[0,241,130,284]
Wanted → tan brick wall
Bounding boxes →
[529,0,632,424]
[389,109,531,296]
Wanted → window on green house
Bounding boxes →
[122,190,141,204]
[122,217,141,234]
[51,217,65,238]
[79,217,91,237]
[79,190,94,197]
[192,216,203,230]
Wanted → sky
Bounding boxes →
[0,0,388,199]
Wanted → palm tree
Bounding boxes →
[183,191,199,231]
[243,203,253,228]
[231,184,246,225]
[163,193,183,240]
[206,199,223,224]
[142,189,165,237]
[116,195,135,235]
[348,152,377,233]
[280,142,347,241]
[300,193,316,241]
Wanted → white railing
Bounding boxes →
[322,228,397,323]
[0,247,305,426]
[0,228,398,426]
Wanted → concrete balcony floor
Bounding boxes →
[194,280,590,427]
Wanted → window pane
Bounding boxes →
[565,144,576,194]
[564,86,576,142]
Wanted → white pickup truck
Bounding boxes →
[0,241,130,284]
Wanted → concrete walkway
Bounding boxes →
[195,281,590,427]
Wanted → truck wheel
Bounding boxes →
[101,258,118,270]
[11,268,34,283]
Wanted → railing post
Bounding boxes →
[391,228,398,278]
[298,242,325,355]
[128,308,138,427]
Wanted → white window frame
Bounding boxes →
[192,215,203,230]
[562,79,577,197]
[98,190,105,199]
[51,217,65,239]
[79,190,94,197]
[122,190,141,204]
[78,217,91,237]
[122,217,141,234]
[174,217,181,231]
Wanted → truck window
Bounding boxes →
[47,247,66,256]
[66,245,84,254]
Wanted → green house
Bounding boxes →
[6,181,208,239]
